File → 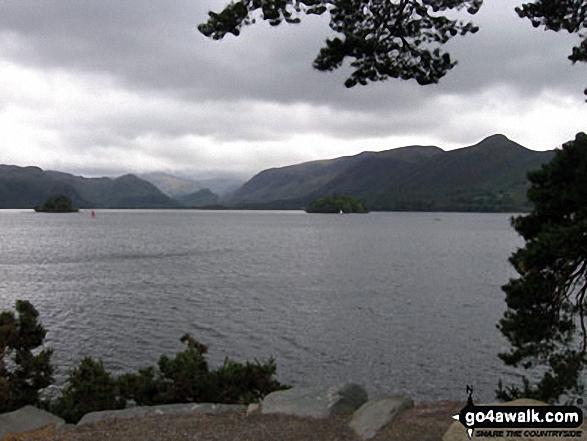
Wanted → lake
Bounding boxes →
[0,209,522,402]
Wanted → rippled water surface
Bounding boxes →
[0,209,521,401]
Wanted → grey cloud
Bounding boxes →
[3,0,582,110]
[440,1,585,97]
[0,0,584,179]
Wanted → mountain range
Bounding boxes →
[138,172,242,198]
[0,166,176,209]
[225,134,555,211]
[0,135,556,211]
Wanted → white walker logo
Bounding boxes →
[452,386,584,439]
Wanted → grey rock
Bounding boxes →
[0,405,65,438]
[190,403,247,415]
[78,408,150,425]
[261,383,368,418]
[247,403,260,415]
[78,403,246,426]
[349,395,414,440]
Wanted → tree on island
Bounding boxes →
[34,195,79,213]
[497,133,587,403]
[199,0,586,96]
[306,195,369,213]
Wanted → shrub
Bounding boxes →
[1,302,288,421]
[34,195,78,212]
[305,195,369,213]
[119,334,289,406]
[0,300,54,412]
[52,357,125,423]
[211,357,289,404]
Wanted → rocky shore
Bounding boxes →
[2,384,585,441]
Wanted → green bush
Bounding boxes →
[118,334,289,406]
[34,195,78,212]
[117,366,170,406]
[305,195,369,213]
[52,357,125,423]
[0,300,54,412]
[211,357,288,404]
[1,302,288,422]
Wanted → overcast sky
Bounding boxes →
[0,0,585,180]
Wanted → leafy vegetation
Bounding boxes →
[34,195,79,213]
[51,357,125,423]
[118,335,286,408]
[306,195,368,213]
[497,133,587,403]
[199,0,586,96]
[0,301,288,423]
[199,0,482,88]
[54,334,287,423]
[0,300,54,413]
[117,335,215,406]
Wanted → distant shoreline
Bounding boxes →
[0,207,528,214]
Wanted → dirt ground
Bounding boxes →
[3,400,463,441]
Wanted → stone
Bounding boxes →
[0,405,65,438]
[442,399,587,441]
[190,403,246,414]
[261,383,368,418]
[247,403,260,415]
[349,394,414,440]
[77,402,246,425]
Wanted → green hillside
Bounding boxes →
[224,151,378,205]
[176,188,220,207]
[139,172,203,197]
[225,135,556,212]
[0,166,179,209]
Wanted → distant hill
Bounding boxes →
[139,172,203,197]
[0,166,179,209]
[176,189,220,207]
[224,135,556,212]
[140,173,243,198]
[197,177,244,197]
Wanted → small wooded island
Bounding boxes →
[305,195,369,213]
[34,195,79,213]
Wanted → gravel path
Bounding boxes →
[2,401,462,441]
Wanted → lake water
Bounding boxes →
[0,209,522,402]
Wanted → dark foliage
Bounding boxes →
[515,0,587,99]
[118,334,214,405]
[210,357,287,404]
[199,0,482,87]
[0,302,287,423]
[52,334,288,423]
[200,0,586,95]
[51,357,125,424]
[497,133,587,403]
[118,334,288,407]
[34,195,78,213]
[0,300,54,412]
[306,195,368,212]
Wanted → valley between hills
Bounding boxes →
[0,134,554,212]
